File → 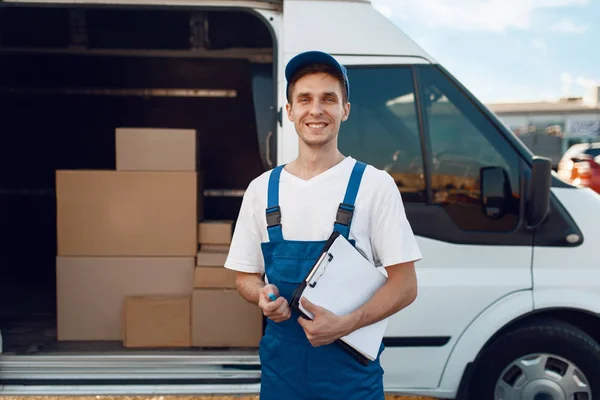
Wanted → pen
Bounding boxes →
[268,293,277,302]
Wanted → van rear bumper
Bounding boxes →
[0,383,261,396]
[0,353,261,395]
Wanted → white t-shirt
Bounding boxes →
[224,156,422,274]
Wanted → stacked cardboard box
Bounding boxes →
[56,127,263,349]
[116,128,204,221]
[57,257,194,341]
[123,295,192,348]
[193,221,263,347]
[56,128,198,345]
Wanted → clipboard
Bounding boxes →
[290,230,388,365]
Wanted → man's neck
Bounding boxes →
[286,144,346,181]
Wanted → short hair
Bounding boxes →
[286,63,349,104]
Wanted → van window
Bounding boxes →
[418,66,521,231]
[339,67,425,203]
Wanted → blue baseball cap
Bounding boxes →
[285,51,350,101]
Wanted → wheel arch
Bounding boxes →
[453,307,600,398]
[440,290,600,395]
[482,307,600,352]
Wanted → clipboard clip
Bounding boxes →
[308,253,334,288]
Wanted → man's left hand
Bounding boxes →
[297,298,355,347]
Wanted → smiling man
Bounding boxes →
[224,51,422,400]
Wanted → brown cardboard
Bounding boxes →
[56,257,194,341]
[192,289,263,347]
[196,251,228,267]
[194,267,237,289]
[197,170,205,223]
[200,244,230,253]
[123,295,191,348]
[56,170,197,256]
[116,128,197,171]
[198,220,233,245]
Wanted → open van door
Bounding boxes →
[283,1,534,393]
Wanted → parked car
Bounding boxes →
[557,142,600,193]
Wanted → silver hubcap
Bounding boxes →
[495,353,592,400]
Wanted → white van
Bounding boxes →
[1,0,599,399]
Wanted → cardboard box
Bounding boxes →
[194,267,237,289]
[56,170,197,256]
[196,251,228,267]
[198,221,233,245]
[116,128,197,172]
[192,289,263,347]
[56,257,194,341]
[123,295,191,348]
[197,170,205,223]
[200,244,230,253]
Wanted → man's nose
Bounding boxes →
[310,101,323,115]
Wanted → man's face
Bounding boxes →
[286,72,350,148]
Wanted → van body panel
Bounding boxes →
[533,188,600,310]
[283,1,435,61]
[437,290,533,395]
[379,237,533,389]
[3,0,284,10]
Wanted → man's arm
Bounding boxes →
[298,261,417,347]
[235,271,264,305]
[344,260,417,332]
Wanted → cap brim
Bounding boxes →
[285,51,346,82]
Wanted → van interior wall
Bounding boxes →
[0,53,267,351]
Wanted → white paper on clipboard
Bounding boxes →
[298,233,388,361]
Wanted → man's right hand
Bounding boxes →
[258,284,291,323]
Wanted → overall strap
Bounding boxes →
[266,165,285,242]
[334,161,367,239]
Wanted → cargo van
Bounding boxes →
[1,0,600,399]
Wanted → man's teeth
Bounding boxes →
[308,123,326,128]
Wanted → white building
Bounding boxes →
[487,86,600,168]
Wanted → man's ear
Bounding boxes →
[342,102,351,121]
[286,103,294,121]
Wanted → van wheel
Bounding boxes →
[468,319,600,400]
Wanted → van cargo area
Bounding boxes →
[0,4,274,383]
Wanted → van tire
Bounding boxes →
[467,318,600,399]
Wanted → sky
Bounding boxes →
[370,0,600,104]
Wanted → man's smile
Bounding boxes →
[306,122,329,129]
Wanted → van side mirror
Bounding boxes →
[528,156,552,228]
[480,166,510,220]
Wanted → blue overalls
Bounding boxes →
[258,160,385,400]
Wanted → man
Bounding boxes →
[224,50,421,400]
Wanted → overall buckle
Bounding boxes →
[336,203,354,226]
[266,206,282,227]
